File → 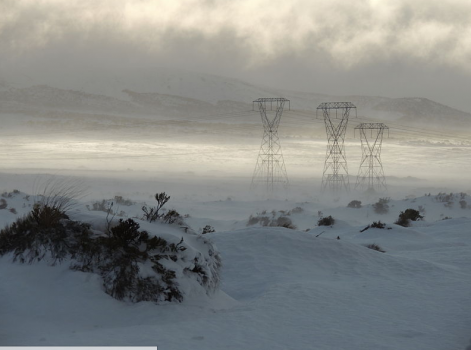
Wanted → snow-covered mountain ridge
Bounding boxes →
[1,68,470,129]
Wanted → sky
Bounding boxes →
[1,0,471,112]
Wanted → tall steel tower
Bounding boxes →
[317,102,356,193]
[354,123,389,193]
[251,98,290,194]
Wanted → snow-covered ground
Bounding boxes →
[1,176,470,350]
[1,68,470,349]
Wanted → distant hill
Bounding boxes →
[1,68,470,130]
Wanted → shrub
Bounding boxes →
[90,199,109,212]
[275,216,297,229]
[201,225,215,234]
[373,198,390,214]
[246,211,296,230]
[365,243,386,253]
[31,203,68,229]
[81,218,185,303]
[291,207,304,214]
[1,210,221,304]
[317,215,334,226]
[347,200,362,208]
[162,209,183,225]
[460,200,467,209]
[371,221,386,229]
[0,205,90,265]
[114,196,134,206]
[395,209,424,227]
[142,192,170,222]
[33,176,86,214]
[0,199,7,209]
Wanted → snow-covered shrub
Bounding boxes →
[89,199,109,212]
[0,198,7,209]
[365,243,386,253]
[373,198,390,214]
[460,200,467,209]
[1,209,222,304]
[113,196,134,206]
[317,215,335,226]
[162,209,183,225]
[395,209,423,227]
[290,206,304,214]
[360,221,386,232]
[347,200,362,208]
[0,205,91,265]
[247,210,296,229]
[73,218,186,302]
[371,221,386,229]
[201,225,215,234]
[142,192,170,222]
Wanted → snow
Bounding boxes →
[1,184,470,350]
[0,67,470,349]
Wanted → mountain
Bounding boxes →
[1,68,470,130]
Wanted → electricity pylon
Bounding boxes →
[251,98,290,195]
[317,102,356,194]
[354,123,389,193]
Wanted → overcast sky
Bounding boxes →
[1,0,471,112]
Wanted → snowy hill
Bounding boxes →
[0,85,140,114]
[1,67,470,130]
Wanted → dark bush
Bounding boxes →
[201,225,215,234]
[365,243,386,253]
[317,215,334,226]
[0,205,90,265]
[371,221,386,229]
[460,200,467,209]
[80,218,185,303]
[114,196,134,206]
[275,216,297,230]
[142,192,170,223]
[91,199,109,212]
[395,208,424,227]
[162,209,183,225]
[247,211,296,230]
[373,198,390,214]
[1,206,220,304]
[291,207,304,214]
[347,200,362,208]
[360,220,386,232]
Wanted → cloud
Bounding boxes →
[1,0,471,71]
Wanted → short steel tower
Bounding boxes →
[251,98,290,194]
[354,123,389,193]
[317,102,356,193]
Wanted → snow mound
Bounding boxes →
[0,194,222,304]
[211,227,457,301]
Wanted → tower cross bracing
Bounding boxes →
[354,122,389,192]
[317,102,356,193]
[251,98,290,194]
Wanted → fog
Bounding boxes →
[0,111,469,206]
[0,1,470,204]
[2,0,471,111]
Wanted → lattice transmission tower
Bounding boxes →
[317,102,356,193]
[251,98,290,194]
[354,123,389,193]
